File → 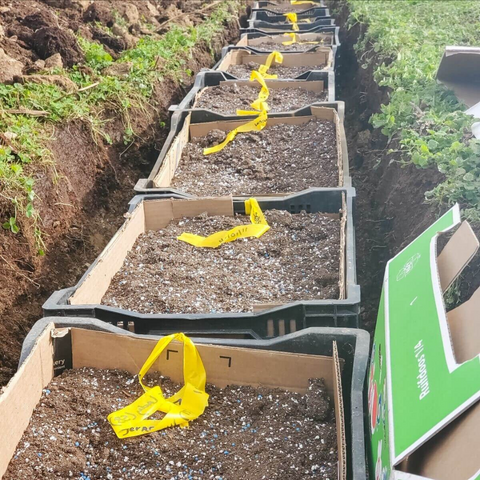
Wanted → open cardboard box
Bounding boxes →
[216,48,334,76]
[69,195,347,309]
[368,204,480,480]
[437,46,480,139]
[150,106,347,192]
[236,31,334,48]
[0,323,346,479]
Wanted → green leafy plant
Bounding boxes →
[0,0,239,253]
[348,0,480,218]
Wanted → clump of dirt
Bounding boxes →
[33,27,84,66]
[5,368,338,480]
[227,61,327,79]
[171,119,340,196]
[195,82,327,114]
[102,210,341,314]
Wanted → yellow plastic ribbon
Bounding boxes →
[282,32,321,46]
[202,108,268,155]
[258,50,284,79]
[108,333,209,439]
[177,198,270,248]
[284,12,300,31]
[291,0,317,4]
[239,70,270,113]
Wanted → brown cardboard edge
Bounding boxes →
[339,192,347,300]
[71,328,338,394]
[437,221,479,292]
[333,342,346,480]
[193,79,327,110]
[71,197,233,305]
[242,32,334,48]
[217,48,333,70]
[0,323,55,478]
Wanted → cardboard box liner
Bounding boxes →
[250,9,330,24]
[253,0,326,10]
[168,70,336,115]
[240,25,336,39]
[236,31,336,52]
[215,48,334,76]
[368,206,480,480]
[191,79,328,114]
[0,324,348,479]
[43,190,360,336]
[147,106,348,195]
[248,17,335,32]
[69,195,346,309]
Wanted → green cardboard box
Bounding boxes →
[368,205,480,480]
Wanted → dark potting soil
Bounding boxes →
[251,40,332,52]
[171,119,339,196]
[226,61,326,79]
[195,83,327,114]
[102,210,341,314]
[262,5,318,13]
[5,368,339,480]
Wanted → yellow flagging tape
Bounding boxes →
[282,32,321,46]
[239,70,270,113]
[108,333,209,439]
[284,12,300,31]
[177,198,270,248]
[291,0,317,4]
[258,50,284,79]
[202,108,268,155]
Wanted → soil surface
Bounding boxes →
[0,0,243,387]
[262,6,320,14]
[171,119,339,196]
[251,40,332,52]
[102,210,341,314]
[5,367,338,480]
[195,83,327,114]
[227,61,327,79]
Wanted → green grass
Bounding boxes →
[347,0,480,220]
[0,0,238,253]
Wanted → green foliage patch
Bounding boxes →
[0,1,237,252]
[348,0,480,219]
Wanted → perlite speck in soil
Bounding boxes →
[5,368,338,480]
[101,210,341,314]
[171,119,340,196]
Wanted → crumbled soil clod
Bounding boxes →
[195,83,327,114]
[171,119,339,196]
[102,210,341,314]
[227,61,327,79]
[5,368,338,480]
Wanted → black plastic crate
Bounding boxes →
[252,1,327,9]
[43,190,360,334]
[19,319,369,480]
[134,103,350,195]
[170,69,335,113]
[213,46,335,78]
[236,26,341,54]
[250,7,330,19]
[240,24,335,36]
[248,13,335,31]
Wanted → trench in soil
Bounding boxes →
[0,9,245,386]
[2,2,478,388]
